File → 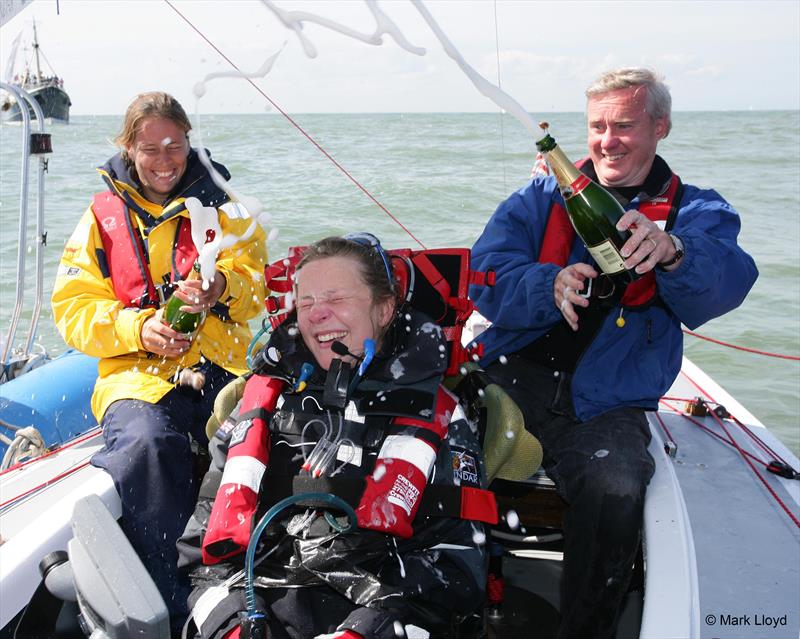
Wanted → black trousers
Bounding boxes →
[486,355,655,639]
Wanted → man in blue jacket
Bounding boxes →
[470,68,757,639]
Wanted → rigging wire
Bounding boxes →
[682,329,799,361]
[493,0,507,194]
[163,0,426,250]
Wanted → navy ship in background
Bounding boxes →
[1,19,71,123]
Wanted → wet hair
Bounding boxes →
[296,236,397,308]
[585,68,672,136]
[114,92,192,163]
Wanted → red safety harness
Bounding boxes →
[91,191,197,308]
[538,161,682,308]
[264,246,496,375]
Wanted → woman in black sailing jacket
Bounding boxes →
[177,235,496,639]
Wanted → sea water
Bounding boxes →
[1,110,798,454]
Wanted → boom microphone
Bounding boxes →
[331,341,354,357]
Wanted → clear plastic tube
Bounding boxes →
[244,492,356,614]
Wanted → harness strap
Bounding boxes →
[412,252,451,306]
[469,269,496,287]
[238,408,271,423]
[93,191,159,309]
[264,475,499,524]
[92,190,198,309]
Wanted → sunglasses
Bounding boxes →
[344,232,395,293]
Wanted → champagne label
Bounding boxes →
[588,240,626,275]
[561,174,591,199]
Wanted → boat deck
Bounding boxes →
[642,358,800,639]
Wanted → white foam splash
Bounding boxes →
[410,0,541,139]
[263,0,426,59]
[266,0,542,141]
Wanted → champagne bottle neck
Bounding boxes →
[544,144,590,199]
[186,261,201,281]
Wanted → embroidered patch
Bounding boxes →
[217,414,239,437]
[451,449,479,486]
[387,474,420,515]
[229,419,253,448]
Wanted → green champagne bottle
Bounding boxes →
[535,124,638,283]
[164,261,206,334]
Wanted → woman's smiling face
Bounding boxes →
[126,116,189,203]
[295,255,394,370]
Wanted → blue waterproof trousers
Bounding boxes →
[91,363,235,630]
[486,355,655,639]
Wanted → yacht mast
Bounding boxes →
[32,19,42,82]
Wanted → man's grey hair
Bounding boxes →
[586,68,672,136]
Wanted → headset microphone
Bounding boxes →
[331,341,354,358]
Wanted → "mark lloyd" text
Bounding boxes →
[720,614,788,628]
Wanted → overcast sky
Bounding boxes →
[2,0,798,117]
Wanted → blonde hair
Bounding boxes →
[114,92,191,163]
[586,68,672,136]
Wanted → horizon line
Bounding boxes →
[63,108,800,117]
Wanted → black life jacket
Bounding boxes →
[260,384,497,525]
[252,310,498,525]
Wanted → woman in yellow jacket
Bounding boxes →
[51,92,267,632]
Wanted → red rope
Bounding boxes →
[729,415,791,468]
[707,408,800,528]
[0,460,92,510]
[658,399,767,467]
[677,370,800,529]
[658,396,791,467]
[163,0,427,251]
[0,427,101,477]
[653,410,677,447]
[683,329,800,361]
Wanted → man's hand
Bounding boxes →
[554,263,598,331]
[140,309,192,358]
[617,211,679,273]
[171,269,227,314]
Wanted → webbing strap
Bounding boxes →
[263,475,498,524]
[412,253,451,303]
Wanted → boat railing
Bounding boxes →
[0,81,52,382]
